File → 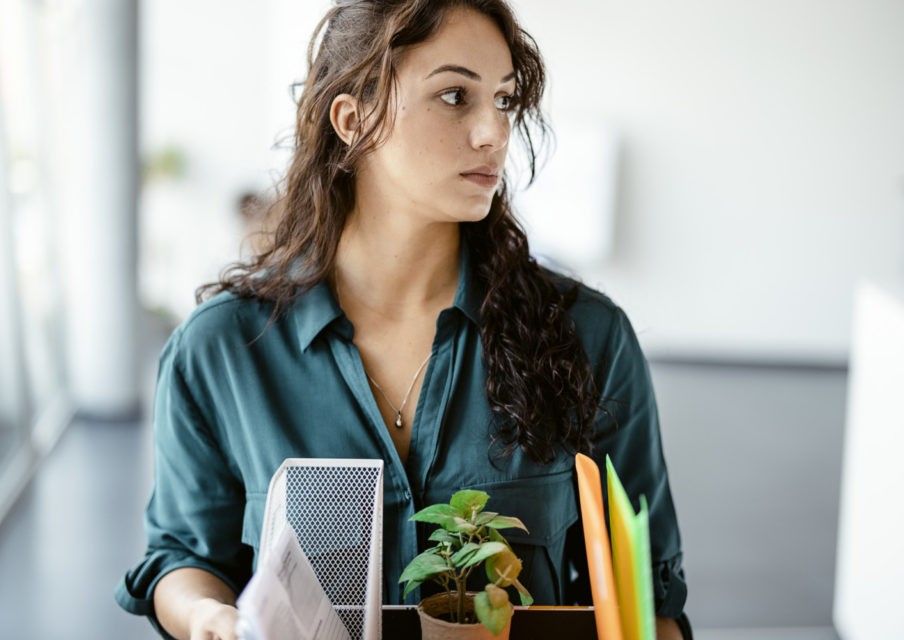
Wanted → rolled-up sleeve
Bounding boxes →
[595,307,688,618]
[114,334,252,635]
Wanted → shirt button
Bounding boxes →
[403,489,412,502]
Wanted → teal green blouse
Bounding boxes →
[115,249,687,635]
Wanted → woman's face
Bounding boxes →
[356,8,516,225]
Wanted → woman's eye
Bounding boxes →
[494,94,514,111]
[439,88,466,106]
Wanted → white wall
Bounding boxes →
[834,280,904,638]
[139,0,334,318]
[513,0,904,362]
[141,1,904,361]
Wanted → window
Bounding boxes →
[0,0,70,521]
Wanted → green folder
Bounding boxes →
[606,455,656,640]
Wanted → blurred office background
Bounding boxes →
[1,0,902,638]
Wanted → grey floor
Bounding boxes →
[0,354,845,639]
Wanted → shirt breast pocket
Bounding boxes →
[242,493,266,557]
[470,468,578,605]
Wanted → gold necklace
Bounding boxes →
[366,353,431,429]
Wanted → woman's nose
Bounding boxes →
[470,104,510,151]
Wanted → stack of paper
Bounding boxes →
[575,453,655,640]
[237,524,351,640]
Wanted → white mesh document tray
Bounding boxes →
[259,458,384,640]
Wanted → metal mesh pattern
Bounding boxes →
[285,465,381,640]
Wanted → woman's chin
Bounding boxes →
[459,210,492,223]
[449,202,494,223]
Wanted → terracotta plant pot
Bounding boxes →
[417,591,512,640]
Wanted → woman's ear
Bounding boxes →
[330,94,360,146]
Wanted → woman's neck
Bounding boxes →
[333,209,461,320]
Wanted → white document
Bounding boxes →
[257,458,384,640]
[237,524,351,640]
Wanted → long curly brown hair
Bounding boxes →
[199,0,601,464]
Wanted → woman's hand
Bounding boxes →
[656,615,683,640]
[188,597,240,640]
[155,567,239,640]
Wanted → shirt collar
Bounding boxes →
[293,281,345,352]
[293,240,484,351]
[453,239,483,326]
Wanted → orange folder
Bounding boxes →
[575,453,624,640]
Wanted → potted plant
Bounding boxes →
[399,490,534,639]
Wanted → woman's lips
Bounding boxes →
[460,171,499,188]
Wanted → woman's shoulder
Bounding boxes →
[164,284,336,359]
[542,268,637,352]
[159,291,283,366]
[543,268,624,320]
[175,291,274,341]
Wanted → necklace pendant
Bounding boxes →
[395,413,403,429]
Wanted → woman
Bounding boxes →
[116,1,689,638]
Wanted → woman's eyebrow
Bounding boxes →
[425,64,516,84]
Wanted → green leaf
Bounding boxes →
[474,588,512,636]
[450,490,489,516]
[428,529,459,545]
[450,542,480,567]
[401,579,423,599]
[399,550,449,584]
[514,578,534,606]
[475,511,499,526]
[410,504,461,531]
[450,517,477,534]
[487,528,508,545]
[484,515,529,533]
[461,541,509,568]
